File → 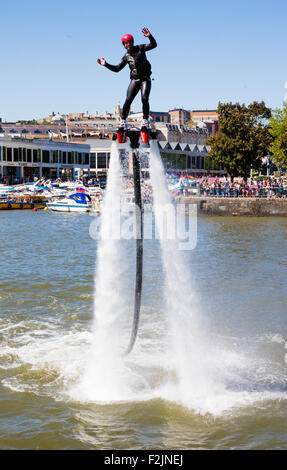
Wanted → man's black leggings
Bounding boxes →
[122,78,151,120]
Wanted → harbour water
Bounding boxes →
[0,210,286,450]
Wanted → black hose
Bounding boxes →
[125,149,143,355]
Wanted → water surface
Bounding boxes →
[0,211,286,449]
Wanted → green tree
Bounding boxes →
[268,103,287,169]
[207,101,271,179]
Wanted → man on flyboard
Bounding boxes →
[97,28,157,130]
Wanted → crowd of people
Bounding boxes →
[181,177,287,198]
[2,173,287,199]
[122,179,153,203]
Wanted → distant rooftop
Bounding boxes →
[168,108,190,112]
[191,110,217,113]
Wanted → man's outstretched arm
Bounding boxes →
[141,27,157,51]
[97,56,127,72]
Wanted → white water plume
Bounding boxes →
[148,140,226,412]
[74,141,132,401]
[92,141,124,344]
[77,140,227,408]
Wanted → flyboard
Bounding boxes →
[113,125,157,355]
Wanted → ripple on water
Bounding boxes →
[0,212,287,449]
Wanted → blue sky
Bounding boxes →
[1,0,287,121]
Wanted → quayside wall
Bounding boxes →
[178,197,287,216]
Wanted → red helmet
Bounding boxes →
[121,34,134,45]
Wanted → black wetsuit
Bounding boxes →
[104,35,157,120]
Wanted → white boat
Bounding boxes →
[46,192,92,212]
[0,186,15,197]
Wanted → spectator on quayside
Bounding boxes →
[97,27,157,130]
[178,176,287,198]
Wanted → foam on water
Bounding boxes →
[1,311,286,414]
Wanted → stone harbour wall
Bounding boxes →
[178,197,287,216]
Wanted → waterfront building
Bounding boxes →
[0,137,90,184]
[0,122,115,140]
[190,109,218,122]
[158,141,224,176]
[86,139,112,179]
[156,123,209,145]
[150,111,170,124]
[0,107,217,143]
[190,110,219,134]
[114,105,121,118]
[0,135,223,183]
[128,111,170,124]
[168,108,191,126]
[85,138,224,177]
[86,138,132,179]
[0,105,222,182]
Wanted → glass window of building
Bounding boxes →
[177,155,186,170]
[43,150,49,163]
[162,153,177,169]
[7,148,12,162]
[14,148,19,162]
[53,151,58,163]
[90,153,96,168]
[84,153,89,165]
[97,152,106,168]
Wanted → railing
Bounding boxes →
[180,188,287,198]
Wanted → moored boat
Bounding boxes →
[46,192,92,212]
[0,195,46,210]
